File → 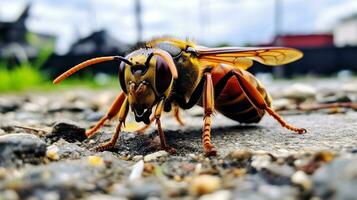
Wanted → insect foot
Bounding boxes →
[162,146,177,154]
[204,145,218,157]
[91,142,116,151]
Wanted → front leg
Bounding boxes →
[155,98,176,154]
[93,97,129,151]
[86,92,126,137]
[202,72,217,156]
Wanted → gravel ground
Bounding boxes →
[0,78,356,200]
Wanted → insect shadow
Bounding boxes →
[162,124,264,155]
[85,124,263,156]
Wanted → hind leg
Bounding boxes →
[232,69,306,133]
[214,69,306,134]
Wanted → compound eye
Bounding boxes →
[118,62,127,93]
[155,56,172,94]
[155,42,182,58]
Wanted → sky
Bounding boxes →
[1,0,357,54]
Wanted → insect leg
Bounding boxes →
[298,102,357,112]
[93,97,129,151]
[202,72,217,156]
[155,98,176,154]
[86,92,126,137]
[175,75,206,109]
[172,103,185,126]
[231,69,306,134]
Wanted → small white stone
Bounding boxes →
[129,160,144,181]
[144,150,168,162]
[194,163,202,175]
[46,145,60,160]
[199,190,231,200]
[291,170,312,190]
[251,155,272,170]
[132,155,143,162]
[281,83,316,100]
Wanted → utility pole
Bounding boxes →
[134,0,143,42]
[273,0,284,77]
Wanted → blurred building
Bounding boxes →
[0,4,55,64]
[0,4,37,61]
[45,30,129,77]
[334,14,357,47]
[68,30,129,55]
[261,34,334,48]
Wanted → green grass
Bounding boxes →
[0,40,119,93]
[0,63,44,92]
[0,63,118,93]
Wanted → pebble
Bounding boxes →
[50,140,89,160]
[132,155,144,162]
[0,156,129,199]
[128,179,162,199]
[266,163,295,177]
[87,156,105,167]
[144,150,168,162]
[233,175,299,199]
[317,93,352,104]
[85,111,105,122]
[40,191,61,200]
[313,151,335,163]
[46,122,87,143]
[251,154,272,170]
[313,157,357,199]
[0,167,7,179]
[1,190,19,200]
[129,160,144,180]
[227,150,252,161]
[281,83,316,102]
[164,180,188,197]
[109,183,131,197]
[199,190,231,200]
[0,133,46,167]
[291,170,312,190]
[46,145,60,161]
[189,175,221,196]
[0,98,19,113]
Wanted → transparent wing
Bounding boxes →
[196,46,303,69]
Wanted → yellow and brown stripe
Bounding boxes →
[202,116,213,149]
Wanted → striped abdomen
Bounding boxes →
[211,65,272,123]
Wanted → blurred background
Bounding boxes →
[0,0,357,92]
